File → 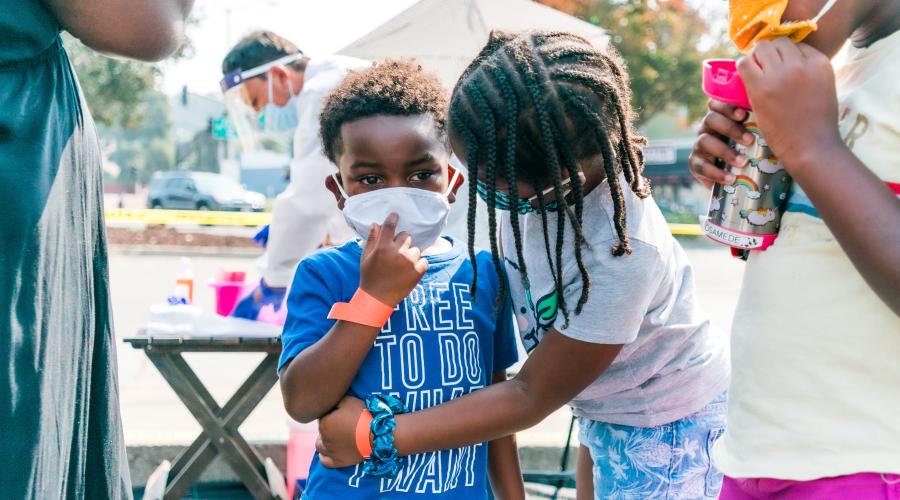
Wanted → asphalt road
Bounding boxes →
[111,238,744,448]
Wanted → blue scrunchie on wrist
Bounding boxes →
[362,394,407,478]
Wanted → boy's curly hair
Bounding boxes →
[319,59,449,163]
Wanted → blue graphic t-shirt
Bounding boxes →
[279,238,519,499]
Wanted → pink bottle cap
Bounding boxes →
[702,59,752,111]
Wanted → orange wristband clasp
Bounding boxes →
[355,409,374,459]
[327,288,394,328]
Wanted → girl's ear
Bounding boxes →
[446,164,465,204]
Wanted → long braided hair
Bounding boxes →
[451,31,649,323]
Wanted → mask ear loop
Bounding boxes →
[332,173,351,200]
[444,166,463,197]
[812,0,839,23]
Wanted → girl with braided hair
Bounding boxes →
[318,31,729,499]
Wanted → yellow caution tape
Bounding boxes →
[105,208,706,235]
[105,208,271,226]
[667,223,705,236]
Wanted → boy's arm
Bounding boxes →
[281,214,428,422]
[738,39,899,313]
[280,321,383,423]
[487,372,525,500]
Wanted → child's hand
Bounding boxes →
[317,396,367,469]
[690,100,755,189]
[737,38,844,173]
[359,213,428,307]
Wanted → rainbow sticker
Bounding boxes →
[733,175,759,192]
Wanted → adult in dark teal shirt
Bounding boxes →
[0,2,192,498]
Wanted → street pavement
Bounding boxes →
[111,238,744,448]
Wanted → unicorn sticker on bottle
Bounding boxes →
[700,60,792,258]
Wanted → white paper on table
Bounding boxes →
[144,304,282,338]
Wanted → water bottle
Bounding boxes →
[174,257,194,303]
[700,59,792,258]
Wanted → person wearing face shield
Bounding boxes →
[220,31,369,319]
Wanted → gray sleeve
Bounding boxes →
[554,241,664,345]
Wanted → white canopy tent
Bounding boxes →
[339,0,608,87]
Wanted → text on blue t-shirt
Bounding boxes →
[278,238,518,499]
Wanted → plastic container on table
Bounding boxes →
[209,270,247,316]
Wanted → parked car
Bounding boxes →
[147,171,266,212]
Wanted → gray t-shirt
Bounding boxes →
[500,177,729,427]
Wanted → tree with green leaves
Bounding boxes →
[63,31,197,189]
[538,0,733,125]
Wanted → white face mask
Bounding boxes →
[332,168,461,250]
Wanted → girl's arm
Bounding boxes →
[317,330,622,466]
[787,145,900,313]
[487,372,525,500]
[737,39,900,313]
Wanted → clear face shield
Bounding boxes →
[219,53,304,152]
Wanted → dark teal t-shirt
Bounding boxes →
[279,239,519,499]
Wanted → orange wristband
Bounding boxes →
[355,409,374,459]
[327,288,394,328]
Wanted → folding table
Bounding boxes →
[125,334,282,500]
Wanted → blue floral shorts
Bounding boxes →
[578,392,727,500]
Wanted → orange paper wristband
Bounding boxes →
[327,288,394,328]
[355,409,374,459]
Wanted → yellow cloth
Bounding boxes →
[729,0,818,52]
[712,31,900,480]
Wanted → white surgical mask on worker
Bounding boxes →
[332,168,461,249]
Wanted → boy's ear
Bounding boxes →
[324,174,346,209]
[447,164,465,204]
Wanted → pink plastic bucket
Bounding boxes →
[210,282,247,316]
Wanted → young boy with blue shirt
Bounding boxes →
[277,60,524,499]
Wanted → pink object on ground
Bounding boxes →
[719,473,900,500]
[702,59,752,110]
[209,282,249,316]
[286,421,318,499]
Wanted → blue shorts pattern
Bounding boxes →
[578,392,727,500]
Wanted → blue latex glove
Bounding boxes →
[230,278,287,320]
[253,225,270,248]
